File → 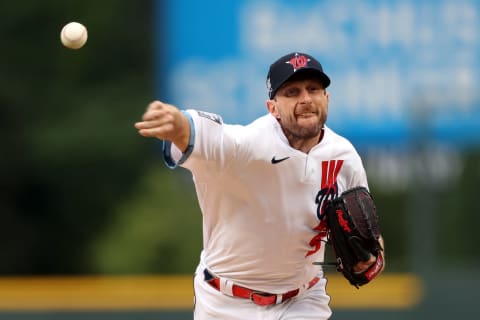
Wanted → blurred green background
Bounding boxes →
[1,0,479,319]
[0,0,204,276]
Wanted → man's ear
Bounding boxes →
[325,90,330,112]
[266,99,279,118]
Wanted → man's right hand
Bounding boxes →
[134,101,190,152]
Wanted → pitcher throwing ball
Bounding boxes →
[135,52,384,319]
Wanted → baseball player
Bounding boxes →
[135,52,380,319]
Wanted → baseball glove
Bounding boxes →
[323,187,384,288]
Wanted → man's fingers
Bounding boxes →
[135,117,170,130]
[136,100,188,143]
[137,128,155,138]
[137,128,158,138]
[135,103,176,135]
[352,254,376,274]
[137,124,174,138]
[142,108,170,122]
[146,100,166,112]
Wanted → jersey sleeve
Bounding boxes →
[350,161,369,190]
[332,131,370,191]
[162,109,238,170]
[347,148,369,190]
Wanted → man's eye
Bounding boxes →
[285,89,298,96]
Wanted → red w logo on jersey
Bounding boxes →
[306,160,344,257]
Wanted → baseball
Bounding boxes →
[60,22,88,49]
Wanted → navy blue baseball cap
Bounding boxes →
[266,52,331,99]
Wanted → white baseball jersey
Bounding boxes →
[164,109,368,294]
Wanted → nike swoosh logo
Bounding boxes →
[271,156,290,164]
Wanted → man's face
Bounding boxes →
[267,77,329,140]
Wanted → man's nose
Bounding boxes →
[299,89,313,102]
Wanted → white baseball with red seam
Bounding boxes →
[60,22,88,49]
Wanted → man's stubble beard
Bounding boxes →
[281,114,327,140]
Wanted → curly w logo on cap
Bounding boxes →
[287,53,310,71]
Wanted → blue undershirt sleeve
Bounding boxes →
[162,110,195,169]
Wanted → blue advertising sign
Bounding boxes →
[155,0,480,148]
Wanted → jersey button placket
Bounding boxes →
[301,154,316,183]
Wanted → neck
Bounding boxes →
[284,128,324,154]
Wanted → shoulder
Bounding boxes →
[225,114,282,160]
[187,110,272,130]
[221,113,277,137]
[319,126,363,163]
[245,113,276,131]
[323,126,357,151]
[238,114,283,146]
[324,126,353,147]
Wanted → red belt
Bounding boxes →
[204,269,319,306]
